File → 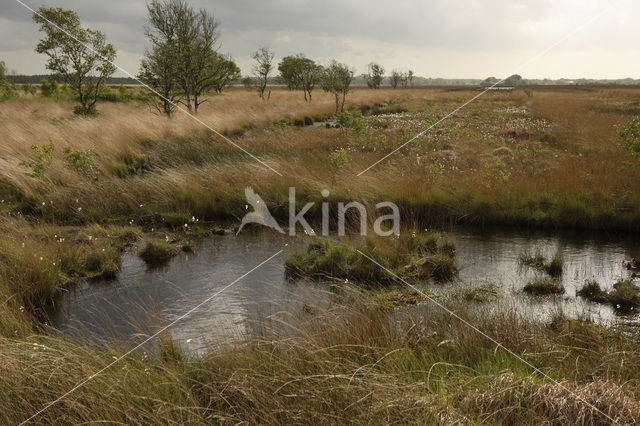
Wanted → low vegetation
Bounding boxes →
[139,239,178,265]
[285,232,457,284]
[2,294,640,424]
[519,250,564,277]
[578,280,640,313]
[523,278,564,295]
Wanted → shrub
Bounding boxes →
[63,147,94,176]
[619,116,640,157]
[20,142,55,178]
[523,278,564,295]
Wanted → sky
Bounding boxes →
[0,0,638,79]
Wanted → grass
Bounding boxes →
[3,86,640,422]
[285,232,458,284]
[523,278,565,295]
[139,239,178,265]
[519,250,564,277]
[577,280,640,313]
[2,295,640,424]
[370,289,429,308]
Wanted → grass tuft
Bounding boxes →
[523,278,564,295]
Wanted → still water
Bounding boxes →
[51,229,640,353]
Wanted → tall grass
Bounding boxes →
[1,293,640,424]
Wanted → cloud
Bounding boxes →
[0,0,638,78]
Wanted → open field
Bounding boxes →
[3,85,640,423]
[3,85,640,230]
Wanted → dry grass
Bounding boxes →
[2,292,640,424]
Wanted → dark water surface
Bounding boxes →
[51,229,640,353]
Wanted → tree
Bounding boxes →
[389,69,402,89]
[252,47,275,100]
[209,53,241,93]
[321,60,354,113]
[278,54,320,101]
[143,0,220,114]
[278,55,303,90]
[365,62,385,89]
[504,74,523,86]
[0,61,7,85]
[139,42,182,116]
[33,7,116,116]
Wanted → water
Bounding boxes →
[51,228,640,352]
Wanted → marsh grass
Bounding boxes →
[577,280,640,313]
[523,278,565,295]
[139,239,178,265]
[2,294,640,424]
[519,250,564,277]
[285,232,457,284]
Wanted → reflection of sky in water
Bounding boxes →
[52,229,640,353]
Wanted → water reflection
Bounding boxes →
[52,228,640,352]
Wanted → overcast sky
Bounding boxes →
[0,0,638,79]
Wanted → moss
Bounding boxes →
[523,278,564,296]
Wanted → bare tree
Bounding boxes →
[252,47,275,100]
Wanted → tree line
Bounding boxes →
[19,0,416,116]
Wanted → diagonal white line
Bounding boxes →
[19,249,283,425]
[356,249,623,426]
[357,3,613,176]
[14,0,283,177]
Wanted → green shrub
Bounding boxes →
[20,142,55,178]
[619,116,640,157]
[63,147,94,176]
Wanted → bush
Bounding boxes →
[20,142,55,178]
[63,147,94,176]
[619,116,640,157]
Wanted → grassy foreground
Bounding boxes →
[2,293,640,424]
